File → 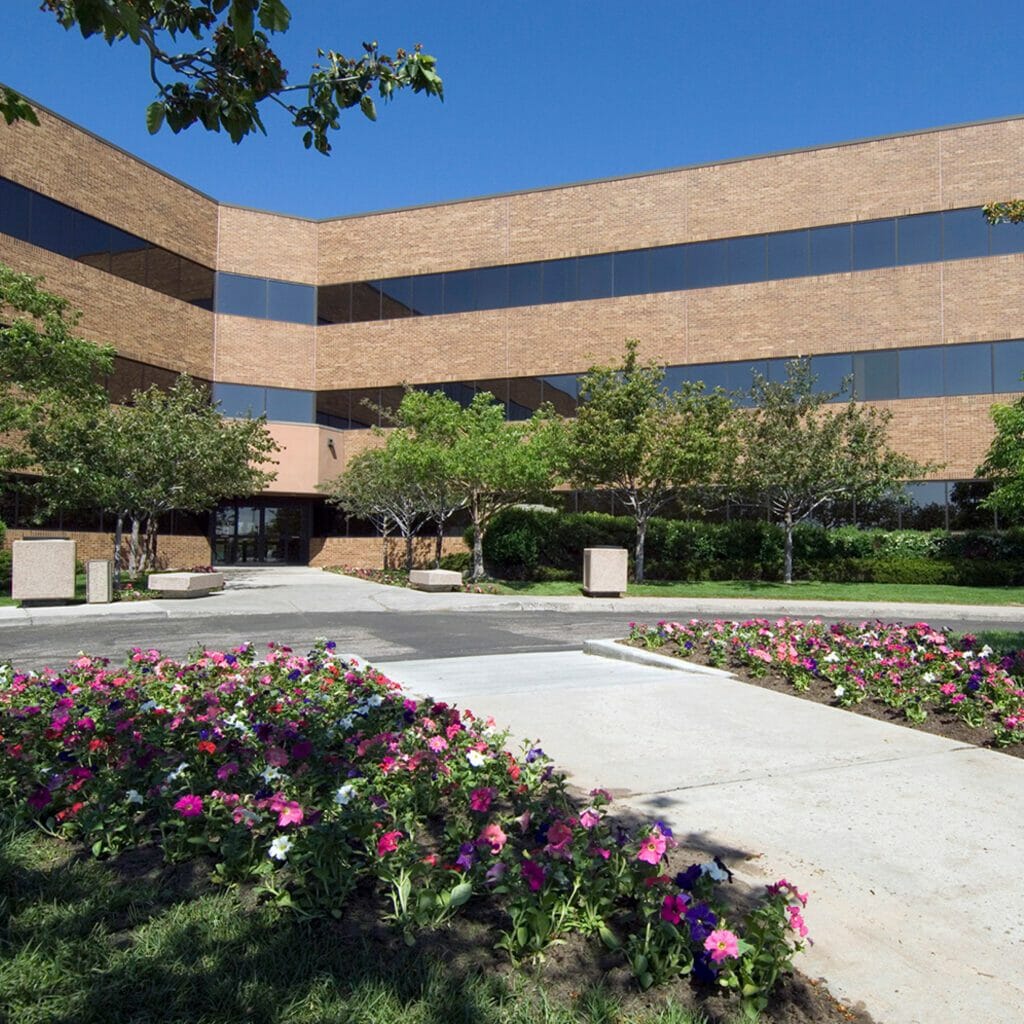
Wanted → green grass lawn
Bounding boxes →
[492,578,1024,606]
[0,818,718,1024]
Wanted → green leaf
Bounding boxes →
[230,1,255,46]
[598,924,621,950]
[145,102,166,135]
[258,0,291,33]
[448,881,473,908]
[359,95,377,121]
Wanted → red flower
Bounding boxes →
[377,830,402,856]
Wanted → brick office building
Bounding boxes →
[2,101,1024,566]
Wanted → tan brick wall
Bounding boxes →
[217,205,318,281]
[0,110,217,267]
[214,315,315,389]
[315,118,1024,280]
[0,235,214,379]
[5,530,212,568]
[309,535,467,569]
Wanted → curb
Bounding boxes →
[582,638,735,677]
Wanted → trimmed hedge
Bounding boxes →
[478,508,1024,586]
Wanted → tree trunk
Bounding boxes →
[113,514,124,587]
[470,495,485,580]
[405,530,414,571]
[434,519,444,568]
[144,516,158,573]
[128,517,142,576]
[784,510,794,584]
[634,517,647,584]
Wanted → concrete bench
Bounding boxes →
[408,569,463,592]
[147,571,226,597]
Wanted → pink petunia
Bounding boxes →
[521,859,546,891]
[704,929,740,963]
[661,893,689,924]
[469,787,495,813]
[637,829,667,865]
[579,807,601,829]
[476,823,508,855]
[276,800,304,827]
[174,794,204,818]
[544,821,574,860]
[377,830,402,856]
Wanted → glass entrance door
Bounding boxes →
[213,502,308,564]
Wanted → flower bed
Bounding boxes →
[0,640,808,1015]
[626,619,1024,751]
[329,566,500,594]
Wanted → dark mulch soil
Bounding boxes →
[623,638,1023,760]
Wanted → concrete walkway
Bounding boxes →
[376,646,1024,1024]
[4,566,1024,1021]
[2,564,1023,628]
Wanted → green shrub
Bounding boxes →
[953,559,1024,587]
[0,548,10,592]
[439,551,471,574]
[853,556,958,585]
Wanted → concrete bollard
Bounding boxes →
[582,547,628,597]
[86,559,114,604]
[12,538,77,602]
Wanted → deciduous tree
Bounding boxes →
[977,388,1024,519]
[737,359,925,583]
[0,262,113,476]
[38,375,278,575]
[7,1,443,153]
[563,339,737,583]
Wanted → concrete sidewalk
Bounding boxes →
[2,565,1023,629]
[375,646,1024,1024]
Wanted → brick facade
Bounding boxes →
[2,102,1023,567]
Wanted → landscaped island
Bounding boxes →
[0,640,829,1022]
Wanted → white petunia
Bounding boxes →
[139,700,158,713]
[466,750,486,768]
[260,765,284,784]
[822,652,841,664]
[834,685,845,698]
[334,784,356,806]
[268,835,293,861]
[701,860,728,882]
[165,761,189,783]
[125,789,144,805]
[366,694,383,708]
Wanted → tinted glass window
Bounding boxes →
[214,383,265,417]
[853,219,895,271]
[727,235,766,284]
[442,269,477,314]
[0,178,31,240]
[265,387,315,422]
[542,374,579,401]
[897,212,942,265]
[809,224,851,275]
[685,240,728,288]
[671,363,721,393]
[648,245,685,292]
[69,211,110,265]
[351,282,382,321]
[180,260,215,309]
[377,277,411,319]
[766,358,791,384]
[897,346,942,399]
[990,219,1024,255]
[993,339,1024,391]
[147,248,181,298]
[508,262,543,306]
[216,273,267,318]
[613,250,648,295]
[577,254,613,300]
[475,266,508,309]
[944,342,992,396]
[730,360,768,403]
[903,481,947,530]
[109,225,145,254]
[942,208,990,260]
[318,283,352,324]
[854,349,899,399]
[29,194,74,256]
[268,280,316,324]
[766,230,810,278]
[412,273,444,316]
[542,258,577,304]
[810,353,853,397]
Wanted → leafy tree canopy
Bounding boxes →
[5,1,443,153]
[565,339,737,582]
[0,262,113,474]
[737,359,926,583]
[38,374,278,573]
[978,389,1024,518]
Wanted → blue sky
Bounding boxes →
[3,1,1022,219]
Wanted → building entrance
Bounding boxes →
[213,502,308,565]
